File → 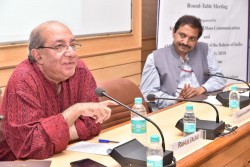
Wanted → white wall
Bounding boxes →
[0,0,131,44]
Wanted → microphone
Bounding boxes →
[95,88,174,167]
[147,94,225,140]
[204,72,250,108]
[203,72,250,96]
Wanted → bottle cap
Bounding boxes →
[134,97,142,104]
[230,85,238,91]
[186,105,193,111]
[150,134,160,142]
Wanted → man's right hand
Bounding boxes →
[62,100,117,141]
[79,100,117,123]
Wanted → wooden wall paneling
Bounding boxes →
[142,0,157,37]
[0,69,13,88]
[91,62,141,83]
[142,50,152,61]
[142,37,156,51]
[141,37,156,70]
[81,50,141,71]
[0,44,28,69]
[126,75,141,86]
[0,87,5,96]
[141,38,156,59]
[77,35,140,57]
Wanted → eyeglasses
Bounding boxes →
[178,32,198,42]
[37,43,82,52]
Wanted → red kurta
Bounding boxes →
[0,59,101,160]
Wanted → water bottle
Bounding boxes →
[147,134,163,167]
[183,105,196,136]
[229,85,240,116]
[131,97,147,146]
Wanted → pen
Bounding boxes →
[98,139,119,143]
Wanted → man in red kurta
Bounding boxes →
[0,21,115,160]
[0,89,2,108]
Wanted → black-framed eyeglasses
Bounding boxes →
[37,43,82,52]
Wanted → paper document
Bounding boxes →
[204,96,222,106]
[241,91,249,97]
[67,139,133,155]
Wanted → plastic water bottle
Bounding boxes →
[183,105,196,136]
[131,97,147,146]
[229,85,240,116]
[147,134,163,167]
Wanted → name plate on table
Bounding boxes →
[172,130,206,156]
[233,104,250,123]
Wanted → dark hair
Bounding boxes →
[173,15,203,38]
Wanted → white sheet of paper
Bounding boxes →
[241,91,249,97]
[204,96,222,106]
[67,139,133,155]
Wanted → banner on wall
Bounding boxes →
[157,0,249,82]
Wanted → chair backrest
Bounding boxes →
[97,78,149,130]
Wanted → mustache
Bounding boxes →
[179,43,191,49]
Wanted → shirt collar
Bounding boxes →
[179,54,190,63]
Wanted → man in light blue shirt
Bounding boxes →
[140,15,226,110]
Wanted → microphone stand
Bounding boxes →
[147,95,225,140]
[209,73,250,98]
[102,91,166,151]
[206,73,250,108]
[95,88,175,167]
[157,97,220,123]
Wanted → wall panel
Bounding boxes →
[141,37,156,70]
[81,50,141,70]
[91,62,141,83]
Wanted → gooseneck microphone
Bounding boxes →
[95,88,174,167]
[147,94,225,140]
[95,88,166,151]
[147,94,220,123]
[204,72,250,108]
[203,72,250,97]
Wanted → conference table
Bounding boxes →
[45,88,250,167]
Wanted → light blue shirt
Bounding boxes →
[140,48,226,109]
[176,54,200,97]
